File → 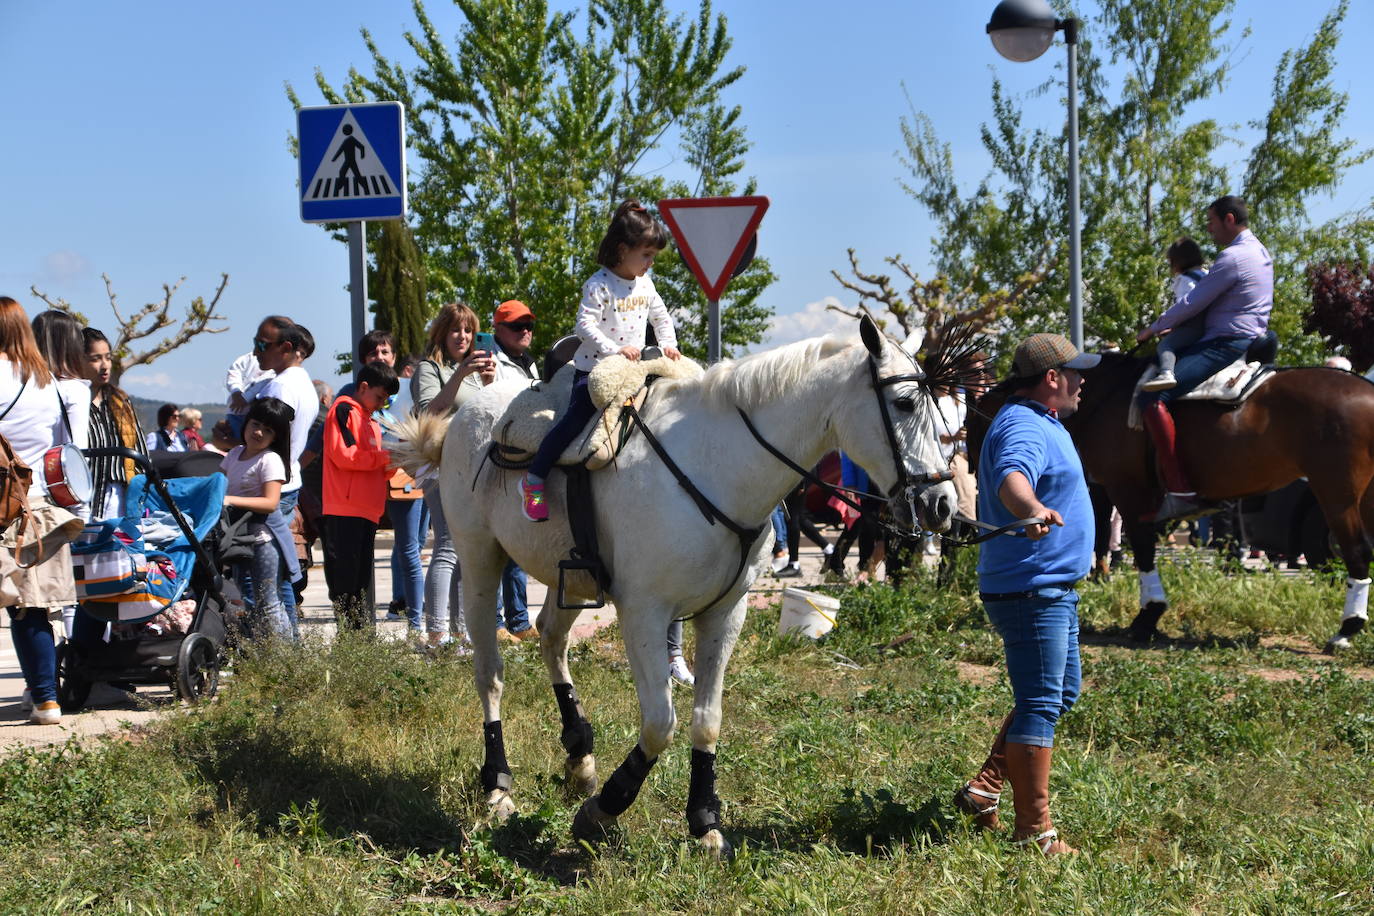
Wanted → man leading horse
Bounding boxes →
[1135,195,1274,521]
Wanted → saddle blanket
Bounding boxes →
[1128,359,1275,430]
[493,353,702,468]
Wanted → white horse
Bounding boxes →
[394,316,956,857]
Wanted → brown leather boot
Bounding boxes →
[1005,742,1077,855]
[1140,400,1201,521]
[953,712,1013,830]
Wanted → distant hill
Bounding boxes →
[128,394,227,439]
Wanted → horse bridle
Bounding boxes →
[740,351,954,533]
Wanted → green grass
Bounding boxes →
[2,552,1373,913]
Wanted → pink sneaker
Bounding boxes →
[521,474,549,522]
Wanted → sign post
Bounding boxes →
[297,101,407,372]
[657,196,769,363]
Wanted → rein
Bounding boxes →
[619,400,766,624]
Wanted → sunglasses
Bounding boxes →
[252,337,278,353]
[502,321,535,333]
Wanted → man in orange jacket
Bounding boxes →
[322,361,399,630]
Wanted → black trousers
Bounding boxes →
[322,515,377,630]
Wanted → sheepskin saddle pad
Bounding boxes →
[493,353,703,469]
[1127,359,1275,430]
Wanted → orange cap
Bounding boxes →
[494,300,534,324]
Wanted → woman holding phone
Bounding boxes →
[411,303,496,648]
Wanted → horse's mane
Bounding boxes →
[690,336,856,411]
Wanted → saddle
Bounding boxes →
[1128,332,1278,430]
[492,352,702,468]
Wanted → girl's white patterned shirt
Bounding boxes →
[572,267,678,371]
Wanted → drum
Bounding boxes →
[42,443,93,509]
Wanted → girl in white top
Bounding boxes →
[1143,236,1210,392]
[0,296,80,725]
[219,396,294,641]
[522,200,681,522]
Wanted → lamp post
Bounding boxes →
[987,0,1083,349]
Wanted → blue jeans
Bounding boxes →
[498,560,530,632]
[1142,335,1251,405]
[530,370,595,480]
[982,587,1082,747]
[387,498,429,630]
[422,483,464,638]
[8,607,57,704]
[236,538,293,641]
[771,505,786,553]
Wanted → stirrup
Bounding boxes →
[955,783,999,816]
[1013,828,1060,852]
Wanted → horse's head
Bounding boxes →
[833,316,958,533]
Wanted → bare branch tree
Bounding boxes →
[32,273,230,387]
[830,246,1051,354]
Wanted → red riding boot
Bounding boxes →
[1140,400,1201,521]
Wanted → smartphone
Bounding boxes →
[473,332,497,357]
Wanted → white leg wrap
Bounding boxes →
[1138,569,1168,608]
[1342,578,1371,622]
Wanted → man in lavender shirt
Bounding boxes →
[1135,195,1273,521]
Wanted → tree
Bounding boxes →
[287,0,772,359]
[850,0,1373,365]
[369,219,429,358]
[31,273,230,387]
[1305,262,1374,372]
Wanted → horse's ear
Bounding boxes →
[859,315,883,359]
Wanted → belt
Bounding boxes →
[979,582,1078,602]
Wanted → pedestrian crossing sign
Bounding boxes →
[298,101,407,223]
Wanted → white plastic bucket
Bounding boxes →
[778,587,841,639]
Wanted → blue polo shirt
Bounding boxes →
[976,398,1092,593]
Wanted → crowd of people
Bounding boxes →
[3,193,1365,867]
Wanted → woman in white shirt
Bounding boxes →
[0,297,84,726]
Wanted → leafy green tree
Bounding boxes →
[368,219,429,358]
[848,0,1373,365]
[287,0,771,359]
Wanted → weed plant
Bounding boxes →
[1,552,1373,913]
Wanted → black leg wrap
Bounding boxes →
[1340,617,1366,638]
[597,745,656,818]
[480,721,513,793]
[686,748,722,838]
[553,683,594,759]
[1128,602,1167,641]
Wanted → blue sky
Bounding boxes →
[2,0,1371,403]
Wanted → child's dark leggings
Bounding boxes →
[529,370,595,481]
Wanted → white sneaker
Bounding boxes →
[1142,371,1177,391]
[29,701,61,726]
[771,553,788,573]
[669,655,695,686]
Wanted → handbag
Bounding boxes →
[71,520,146,599]
[71,519,180,622]
[0,381,34,543]
[388,467,424,501]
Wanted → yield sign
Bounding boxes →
[658,196,769,300]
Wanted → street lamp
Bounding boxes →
[987,0,1083,348]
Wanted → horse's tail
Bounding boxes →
[385,411,450,477]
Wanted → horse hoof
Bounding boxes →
[1126,624,1160,644]
[485,789,516,822]
[1325,635,1353,655]
[565,755,598,797]
[571,797,617,845]
[698,828,733,861]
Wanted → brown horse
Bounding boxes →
[971,354,1374,650]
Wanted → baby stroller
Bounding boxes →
[56,447,231,710]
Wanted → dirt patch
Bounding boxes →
[955,661,1000,687]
